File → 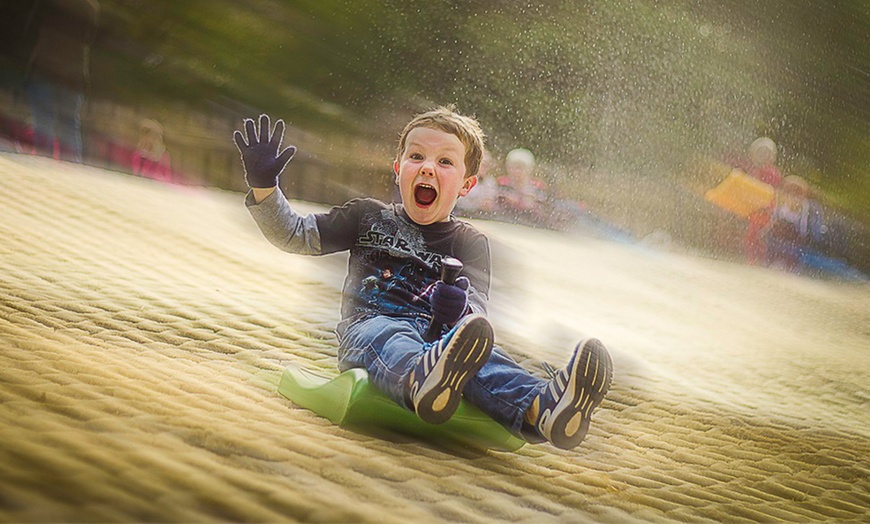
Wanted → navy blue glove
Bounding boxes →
[429,276,470,326]
[233,114,297,188]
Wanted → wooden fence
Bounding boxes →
[84,99,396,206]
[1,93,395,206]
[3,91,867,277]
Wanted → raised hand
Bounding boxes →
[233,114,297,189]
[429,276,470,326]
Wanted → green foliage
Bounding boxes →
[89,0,868,219]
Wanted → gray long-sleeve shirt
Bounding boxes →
[246,190,490,323]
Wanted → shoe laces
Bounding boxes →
[541,361,557,380]
[541,360,571,402]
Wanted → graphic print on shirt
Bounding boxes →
[357,209,444,267]
[351,209,441,318]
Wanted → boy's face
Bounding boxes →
[394,126,477,225]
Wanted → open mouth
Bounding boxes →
[414,183,437,206]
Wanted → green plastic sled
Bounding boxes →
[277,364,525,452]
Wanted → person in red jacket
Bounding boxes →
[743,137,783,264]
[131,119,173,183]
[494,148,551,226]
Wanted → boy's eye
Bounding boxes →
[439,158,454,166]
[410,153,423,160]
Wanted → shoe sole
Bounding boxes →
[413,315,493,424]
[545,338,613,449]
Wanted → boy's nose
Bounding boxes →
[420,161,435,176]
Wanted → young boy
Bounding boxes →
[235,107,613,449]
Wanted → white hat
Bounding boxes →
[505,148,535,168]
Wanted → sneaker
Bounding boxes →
[531,338,613,449]
[408,314,494,424]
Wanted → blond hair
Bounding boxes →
[396,105,486,178]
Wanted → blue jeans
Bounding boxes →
[336,314,545,436]
[27,77,84,162]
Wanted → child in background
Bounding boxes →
[131,118,173,183]
[762,175,825,272]
[454,149,498,218]
[495,148,550,225]
[745,137,783,187]
[235,108,613,449]
[743,137,782,264]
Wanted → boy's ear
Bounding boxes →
[458,176,478,197]
[393,160,400,184]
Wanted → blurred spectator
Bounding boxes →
[484,148,598,233]
[131,119,173,182]
[25,0,100,163]
[761,175,826,272]
[745,137,783,186]
[494,148,550,225]
[454,150,498,217]
[742,137,782,264]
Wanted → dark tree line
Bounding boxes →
[2,0,868,220]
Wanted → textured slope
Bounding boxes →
[1,154,869,522]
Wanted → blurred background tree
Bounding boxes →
[71,0,866,210]
[1,0,867,267]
